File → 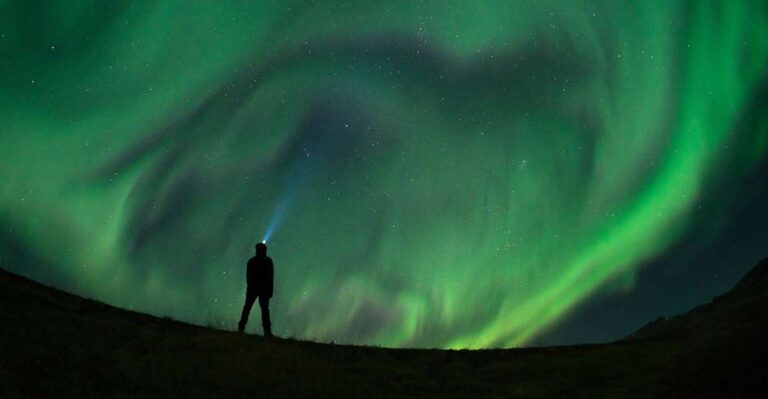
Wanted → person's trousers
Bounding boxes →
[239,289,271,334]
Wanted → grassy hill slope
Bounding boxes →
[1,259,767,398]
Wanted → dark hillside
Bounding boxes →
[1,259,767,398]
[626,258,768,397]
[628,258,768,340]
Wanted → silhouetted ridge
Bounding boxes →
[626,257,768,341]
[2,258,767,397]
[728,257,768,298]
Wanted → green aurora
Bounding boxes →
[1,1,767,348]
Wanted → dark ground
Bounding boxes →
[1,259,766,398]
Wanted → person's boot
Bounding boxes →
[238,321,246,333]
[263,325,273,338]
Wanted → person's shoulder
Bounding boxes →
[254,256,273,264]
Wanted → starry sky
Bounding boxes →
[1,1,767,348]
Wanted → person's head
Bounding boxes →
[255,242,267,257]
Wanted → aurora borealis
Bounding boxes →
[2,1,768,349]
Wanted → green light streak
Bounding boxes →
[1,1,766,348]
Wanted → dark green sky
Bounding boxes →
[1,1,767,348]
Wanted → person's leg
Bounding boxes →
[238,289,256,332]
[258,296,272,337]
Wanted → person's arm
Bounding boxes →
[267,260,274,298]
[246,261,254,287]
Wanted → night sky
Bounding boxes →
[2,1,767,348]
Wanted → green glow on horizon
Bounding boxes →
[1,1,767,348]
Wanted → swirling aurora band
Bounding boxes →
[1,1,767,348]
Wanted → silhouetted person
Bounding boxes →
[238,242,274,337]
